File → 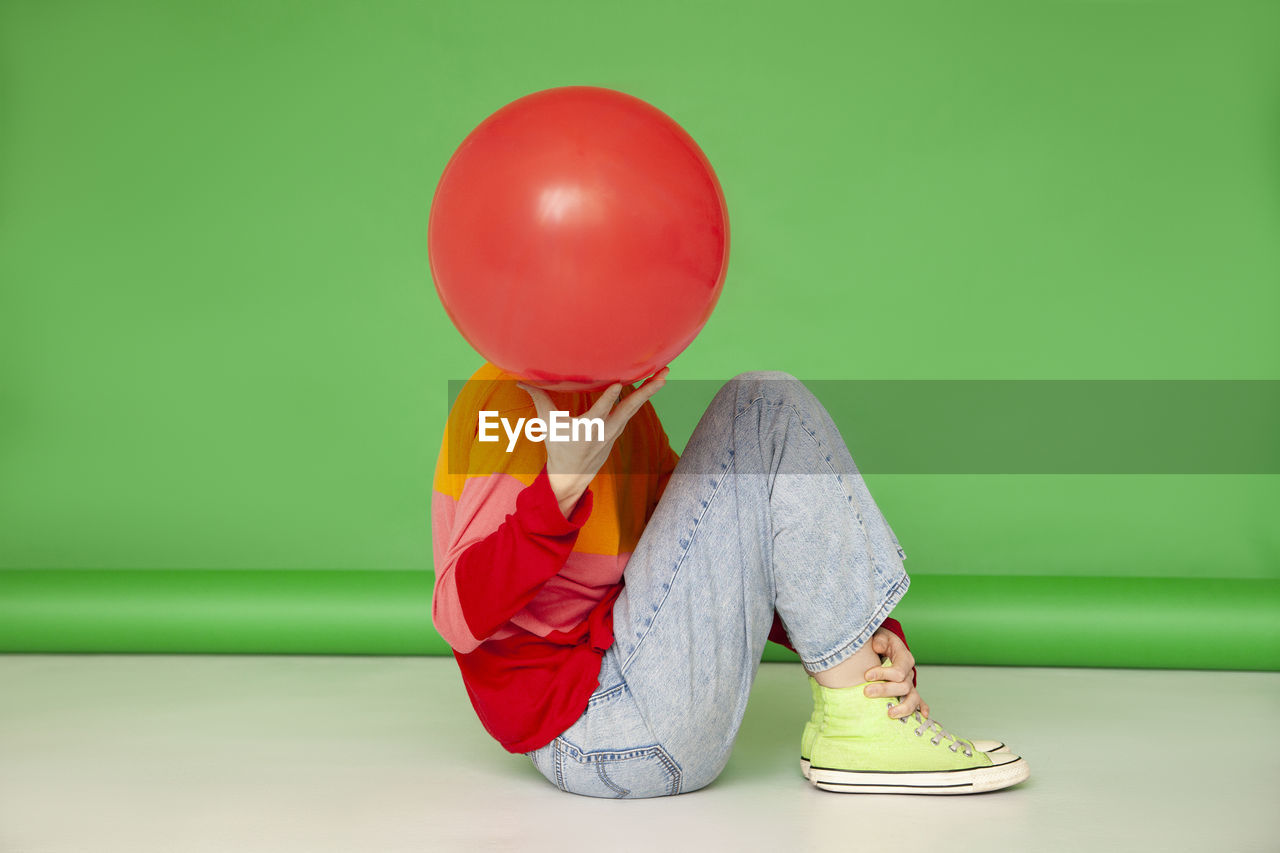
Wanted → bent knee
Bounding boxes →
[729,369,797,385]
[722,370,810,411]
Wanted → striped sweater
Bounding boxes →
[431,362,909,754]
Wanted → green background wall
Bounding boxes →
[1,0,1277,668]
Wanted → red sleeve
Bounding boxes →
[768,614,917,687]
[768,613,796,652]
[452,466,593,642]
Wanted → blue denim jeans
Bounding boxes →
[525,372,909,798]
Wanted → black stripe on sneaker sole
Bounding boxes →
[809,757,1024,775]
[816,780,973,789]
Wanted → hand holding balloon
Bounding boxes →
[517,367,669,518]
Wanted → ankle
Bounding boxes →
[808,644,882,689]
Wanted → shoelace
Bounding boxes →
[886,702,974,757]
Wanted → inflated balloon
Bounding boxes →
[428,86,729,391]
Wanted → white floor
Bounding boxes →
[1,655,1277,853]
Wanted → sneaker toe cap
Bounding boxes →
[971,738,1009,753]
[986,750,1023,767]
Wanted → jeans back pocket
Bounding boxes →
[553,738,682,799]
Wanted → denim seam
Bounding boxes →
[597,762,630,797]
[586,683,627,706]
[655,745,683,795]
[755,396,902,669]
[623,392,775,672]
[756,399,882,572]
[619,446,731,677]
[620,393,848,676]
[803,569,911,671]
[553,737,567,792]
[558,741,669,762]
[555,742,683,795]
[751,397,885,596]
[817,423,882,578]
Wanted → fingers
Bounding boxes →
[886,688,923,719]
[522,368,670,428]
[638,365,671,389]
[864,661,911,685]
[920,702,930,719]
[584,383,625,421]
[621,367,670,409]
[604,368,669,432]
[899,648,916,674]
[514,381,543,404]
[515,382,553,422]
[864,630,914,684]
[862,679,911,699]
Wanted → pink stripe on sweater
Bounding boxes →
[432,474,631,653]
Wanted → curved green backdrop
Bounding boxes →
[1,0,1277,669]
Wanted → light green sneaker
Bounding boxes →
[800,667,1010,780]
[800,675,824,779]
[807,681,1029,794]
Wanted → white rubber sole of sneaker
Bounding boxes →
[800,741,1009,781]
[808,754,1029,795]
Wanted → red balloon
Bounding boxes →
[428,86,729,391]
